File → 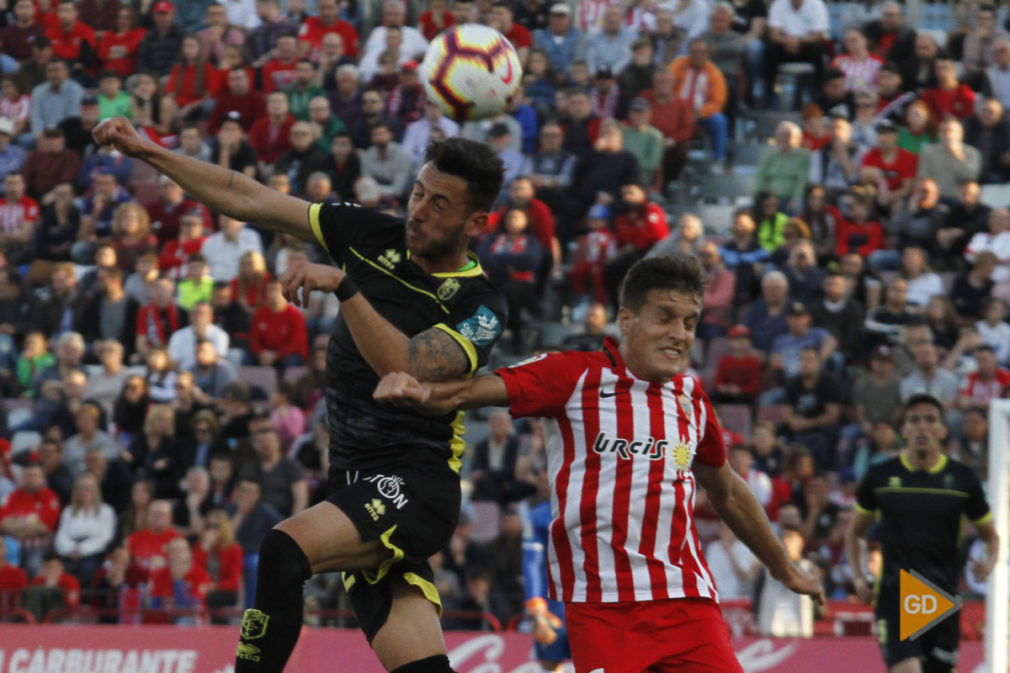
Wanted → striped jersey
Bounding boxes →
[496,338,725,605]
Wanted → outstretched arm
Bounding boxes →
[695,461,825,605]
[844,509,875,604]
[92,117,314,241]
[373,371,510,416]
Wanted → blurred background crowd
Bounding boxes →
[0,0,1006,637]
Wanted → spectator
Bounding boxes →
[720,208,769,306]
[249,279,308,368]
[283,60,323,122]
[809,117,863,197]
[958,345,1010,408]
[696,242,736,340]
[568,204,616,307]
[523,122,575,215]
[0,172,38,268]
[532,3,583,75]
[201,215,263,283]
[771,301,838,379]
[315,32,355,90]
[0,463,61,576]
[962,5,1007,81]
[486,175,559,283]
[0,0,44,63]
[468,410,526,506]
[743,270,791,355]
[164,301,227,371]
[620,98,664,187]
[782,347,842,468]
[588,65,622,120]
[175,253,214,310]
[401,99,460,166]
[209,69,265,135]
[359,1,428,74]
[297,0,357,60]
[952,251,998,320]
[247,91,295,171]
[584,4,635,75]
[703,4,746,113]
[0,75,31,143]
[863,278,917,347]
[478,208,543,352]
[304,96,346,153]
[809,271,864,362]
[984,36,1010,110]
[192,509,243,623]
[419,0,456,40]
[964,97,1010,185]
[0,536,28,607]
[834,187,884,259]
[899,246,943,309]
[54,472,116,583]
[63,402,123,477]
[73,170,134,264]
[488,0,532,67]
[900,341,960,404]
[29,60,84,138]
[879,178,949,269]
[125,499,179,574]
[670,38,730,168]
[148,537,209,619]
[17,35,54,92]
[920,55,975,123]
[757,122,810,213]
[164,35,219,125]
[136,277,189,360]
[977,297,1010,364]
[157,210,208,280]
[24,551,80,621]
[860,119,917,214]
[917,118,981,201]
[245,0,297,68]
[832,29,883,93]
[188,338,237,399]
[136,1,184,77]
[237,427,307,518]
[273,121,328,196]
[712,324,762,405]
[360,121,413,202]
[484,509,525,622]
[639,68,694,186]
[0,120,26,189]
[965,207,1010,279]
[318,132,359,202]
[764,0,828,108]
[97,7,144,78]
[21,125,81,201]
[196,3,245,66]
[600,180,667,303]
[864,2,915,64]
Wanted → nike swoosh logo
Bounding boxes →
[599,388,617,398]
[501,57,514,85]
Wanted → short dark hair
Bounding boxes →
[424,137,505,214]
[618,253,704,312]
[903,393,945,421]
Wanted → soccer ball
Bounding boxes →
[421,24,523,122]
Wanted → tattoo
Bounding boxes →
[407,329,469,382]
[228,170,235,188]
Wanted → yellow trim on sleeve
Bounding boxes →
[854,502,875,515]
[973,511,994,526]
[433,323,478,374]
[431,251,486,278]
[362,525,405,585]
[403,572,444,617]
[308,203,328,253]
[448,411,465,474]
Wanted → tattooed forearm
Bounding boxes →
[407,329,469,382]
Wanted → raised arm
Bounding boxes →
[695,461,824,604]
[92,117,313,241]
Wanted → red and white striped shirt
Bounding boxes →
[0,195,40,234]
[830,54,883,93]
[497,338,725,604]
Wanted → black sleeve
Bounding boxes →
[963,467,992,524]
[307,201,403,267]
[855,466,878,514]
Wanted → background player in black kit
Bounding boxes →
[93,117,507,673]
[844,393,999,673]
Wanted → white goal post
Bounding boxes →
[986,399,1010,673]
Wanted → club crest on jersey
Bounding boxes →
[678,394,693,420]
[591,432,666,460]
[456,305,501,348]
[437,277,461,301]
[378,248,402,269]
[240,609,269,640]
[364,474,409,509]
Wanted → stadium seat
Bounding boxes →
[698,173,755,205]
[980,184,1010,208]
[717,404,753,439]
[696,204,737,235]
[236,366,279,398]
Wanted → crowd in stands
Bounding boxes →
[0,0,1007,634]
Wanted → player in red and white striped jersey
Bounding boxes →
[376,254,823,673]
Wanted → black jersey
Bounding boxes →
[855,453,992,594]
[308,202,508,474]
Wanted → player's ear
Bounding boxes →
[617,306,632,335]
[465,210,488,237]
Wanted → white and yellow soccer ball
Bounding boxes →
[420,24,523,122]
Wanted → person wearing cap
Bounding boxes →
[589,65,623,119]
[386,59,425,128]
[0,119,26,188]
[136,1,184,77]
[669,38,729,169]
[604,179,668,307]
[44,0,97,84]
[28,60,83,140]
[20,125,81,200]
[488,1,532,67]
[621,97,663,185]
[532,3,583,75]
[584,4,636,75]
[770,300,838,379]
[860,119,917,211]
[569,203,616,306]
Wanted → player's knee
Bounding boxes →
[390,655,455,673]
[258,528,311,585]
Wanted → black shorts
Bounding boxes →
[326,463,461,642]
[875,586,960,672]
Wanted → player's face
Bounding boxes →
[902,402,946,454]
[406,163,485,262]
[618,289,699,382]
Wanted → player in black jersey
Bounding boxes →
[844,393,999,673]
[93,118,508,673]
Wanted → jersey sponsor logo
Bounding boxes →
[364,474,409,509]
[456,305,501,348]
[378,248,402,269]
[670,440,695,472]
[437,277,461,301]
[899,568,962,641]
[364,498,387,521]
[591,431,667,460]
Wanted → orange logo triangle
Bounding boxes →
[899,569,962,640]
